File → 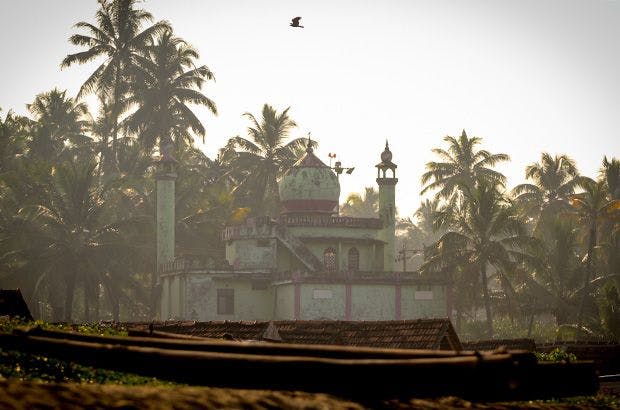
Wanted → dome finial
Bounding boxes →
[381,139,393,163]
[306,132,313,153]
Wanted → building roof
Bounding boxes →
[0,289,33,321]
[150,318,462,351]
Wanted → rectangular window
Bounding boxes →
[217,289,234,315]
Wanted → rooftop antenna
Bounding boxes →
[330,152,355,176]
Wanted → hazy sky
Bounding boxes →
[1,0,619,216]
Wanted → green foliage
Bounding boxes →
[0,348,173,385]
[0,318,169,385]
[534,348,577,363]
[458,316,557,343]
[598,283,620,341]
[0,317,127,337]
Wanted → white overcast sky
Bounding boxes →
[1,0,619,216]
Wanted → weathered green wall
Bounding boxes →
[275,243,305,272]
[226,238,277,271]
[402,284,447,318]
[350,284,395,320]
[167,274,448,321]
[183,275,273,321]
[274,284,295,319]
[299,284,346,320]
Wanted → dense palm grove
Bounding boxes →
[0,0,618,342]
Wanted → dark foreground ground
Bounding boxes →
[0,379,618,410]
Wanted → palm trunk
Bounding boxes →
[64,272,77,323]
[49,281,65,323]
[84,283,91,323]
[480,263,493,338]
[111,65,121,164]
[577,221,597,333]
[94,284,100,322]
[112,295,120,322]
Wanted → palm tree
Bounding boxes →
[340,187,379,218]
[0,109,28,173]
[512,153,580,232]
[226,104,307,216]
[123,30,217,152]
[600,156,620,201]
[424,182,530,337]
[518,217,584,325]
[598,157,620,288]
[0,154,145,321]
[570,177,620,330]
[62,0,170,162]
[421,130,509,200]
[26,89,91,162]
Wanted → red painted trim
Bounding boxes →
[395,284,402,320]
[294,283,301,320]
[345,284,352,320]
[281,199,339,213]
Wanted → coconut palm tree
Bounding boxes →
[123,30,217,152]
[62,0,170,162]
[423,181,530,337]
[600,156,620,201]
[225,104,307,216]
[0,153,148,321]
[340,187,379,218]
[570,177,620,330]
[421,130,509,200]
[26,89,90,161]
[0,109,28,173]
[512,153,580,232]
[598,157,620,288]
[518,217,584,325]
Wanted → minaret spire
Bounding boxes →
[376,141,398,272]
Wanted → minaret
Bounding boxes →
[376,141,398,272]
[156,143,177,278]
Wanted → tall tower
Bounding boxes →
[156,144,177,276]
[376,141,398,272]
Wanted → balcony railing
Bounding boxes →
[280,215,383,229]
[159,255,231,274]
[222,215,383,241]
[272,270,446,284]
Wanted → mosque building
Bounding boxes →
[157,139,449,321]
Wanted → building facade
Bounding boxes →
[158,140,449,321]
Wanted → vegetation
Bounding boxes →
[0,0,618,347]
[402,130,620,341]
[0,317,175,385]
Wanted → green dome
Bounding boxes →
[279,146,340,214]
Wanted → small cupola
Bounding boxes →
[278,138,340,214]
[376,140,397,179]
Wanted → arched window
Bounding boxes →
[323,247,336,272]
[348,248,359,272]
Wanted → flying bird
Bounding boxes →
[290,17,304,28]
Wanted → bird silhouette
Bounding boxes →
[290,17,304,28]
